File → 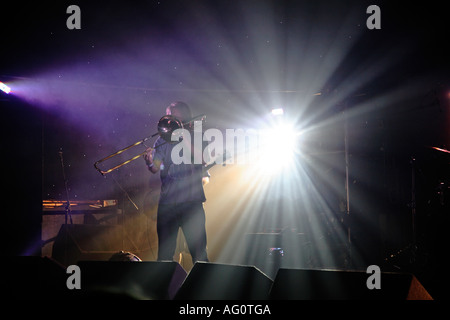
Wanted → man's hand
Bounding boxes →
[144,147,160,173]
[143,147,153,165]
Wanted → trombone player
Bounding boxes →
[144,101,210,264]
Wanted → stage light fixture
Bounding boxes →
[271,108,284,116]
[255,121,300,175]
[0,82,11,94]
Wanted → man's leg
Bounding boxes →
[156,204,179,261]
[180,202,209,263]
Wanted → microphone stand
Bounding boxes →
[410,156,417,262]
[59,150,73,225]
[59,149,73,266]
[343,101,352,268]
[111,174,139,252]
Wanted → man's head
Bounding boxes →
[166,101,192,122]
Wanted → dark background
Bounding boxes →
[1,0,449,298]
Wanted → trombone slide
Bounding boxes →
[94,137,152,175]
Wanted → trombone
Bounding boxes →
[93,114,205,175]
[94,135,156,175]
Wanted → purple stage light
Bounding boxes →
[0,81,11,94]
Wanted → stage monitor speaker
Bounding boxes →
[269,268,433,300]
[76,260,187,300]
[174,262,273,300]
[5,256,69,299]
[52,224,136,266]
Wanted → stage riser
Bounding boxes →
[4,258,432,300]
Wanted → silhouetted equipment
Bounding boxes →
[77,260,186,299]
[52,224,137,266]
[269,268,432,300]
[5,256,69,299]
[174,262,273,300]
[5,257,434,300]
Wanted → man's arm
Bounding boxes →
[143,147,161,174]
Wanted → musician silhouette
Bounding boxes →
[144,101,209,263]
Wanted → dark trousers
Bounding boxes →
[156,202,208,263]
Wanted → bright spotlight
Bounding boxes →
[271,108,284,116]
[255,121,301,175]
[0,82,11,94]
